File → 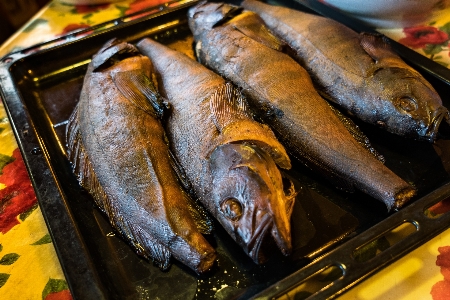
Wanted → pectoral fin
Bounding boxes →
[360,33,420,75]
[209,83,291,169]
[210,82,251,132]
[112,69,166,118]
[283,176,297,219]
[232,14,285,51]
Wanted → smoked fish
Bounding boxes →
[66,39,216,274]
[188,2,416,210]
[242,0,449,142]
[136,38,296,263]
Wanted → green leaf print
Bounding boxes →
[353,236,390,262]
[23,19,48,33]
[42,278,69,300]
[0,273,10,288]
[0,153,15,175]
[423,44,443,56]
[19,203,39,222]
[0,253,20,265]
[439,21,450,36]
[31,234,52,245]
[115,5,128,16]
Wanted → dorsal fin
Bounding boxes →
[112,69,166,118]
[210,82,251,132]
[66,104,107,212]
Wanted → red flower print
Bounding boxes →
[0,148,37,233]
[42,279,73,300]
[59,24,92,36]
[431,246,450,299]
[432,280,450,300]
[399,26,449,49]
[428,197,450,216]
[125,0,170,15]
[74,3,110,14]
[45,289,73,300]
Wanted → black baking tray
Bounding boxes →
[2,0,450,299]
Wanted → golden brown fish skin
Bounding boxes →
[188,2,416,210]
[66,39,216,274]
[242,0,449,142]
[136,38,296,263]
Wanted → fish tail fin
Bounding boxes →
[91,38,140,71]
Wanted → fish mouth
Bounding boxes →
[243,212,273,264]
[425,106,450,142]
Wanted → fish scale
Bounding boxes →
[137,37,296,263]
[187,2,416,210]
[66,39,216,274]
[242,0,450,142]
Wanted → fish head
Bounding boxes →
[369,67,450,142]
[188,1,242,38]
[209,143,295,263]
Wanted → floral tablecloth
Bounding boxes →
[1,0,450,299]
[381,21,450,68]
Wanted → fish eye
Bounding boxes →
[221,198,243,221]
[394,96,417,112]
